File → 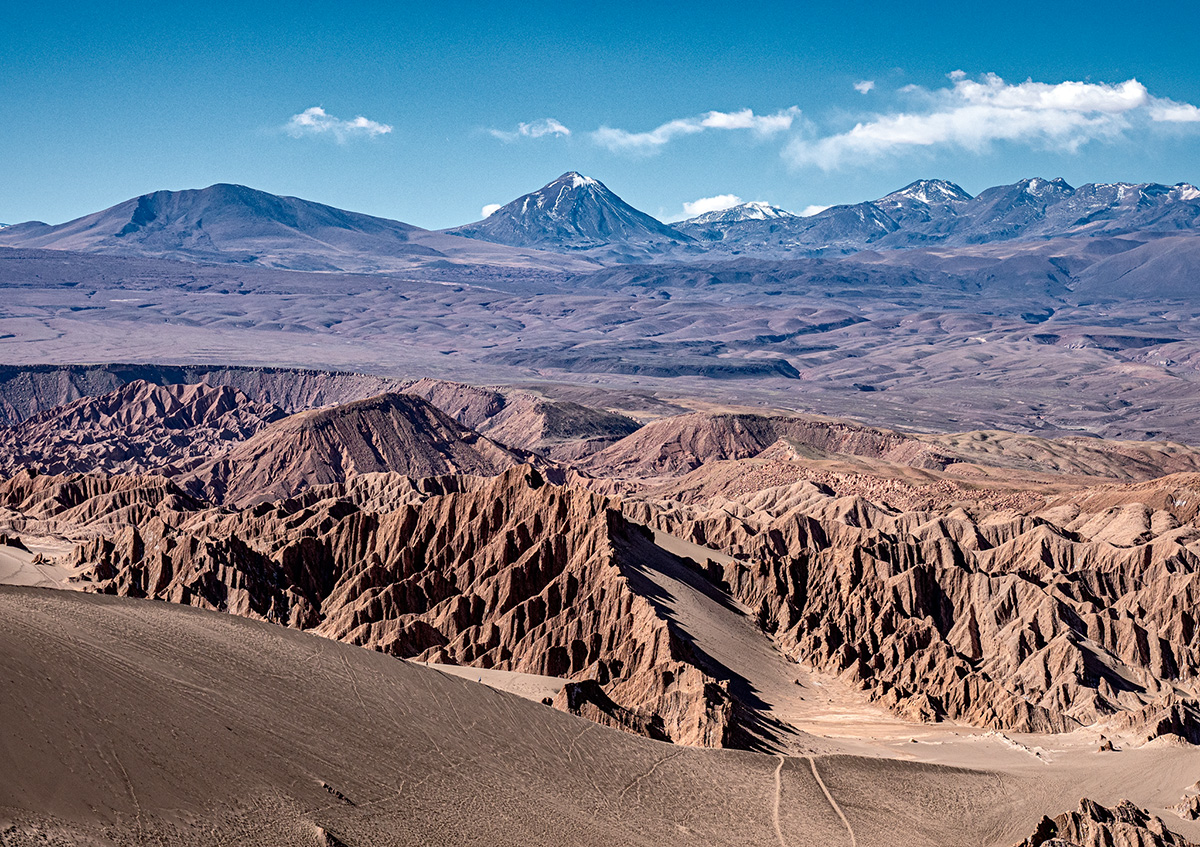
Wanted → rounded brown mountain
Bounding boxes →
[187,393,528,506]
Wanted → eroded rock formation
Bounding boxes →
[6,466,738,746]
[403,378,642,461]
[625,471,1200,735]
[1014,799,1195,847]
[183,393,533,506]
[10,383,1200,747]
[0,380,284,477]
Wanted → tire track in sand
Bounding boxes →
[808,755,857,847]
[772,754,787,847]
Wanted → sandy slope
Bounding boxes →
[0,539,77,588]
[409,660,566,703]
[3,587,1200,846]
[0,587,860,846]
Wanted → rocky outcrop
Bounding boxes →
[1173,790,1200,822]
[587,411,1200,485]
[404,378,641,460]
[0,469,199,539]
[0,362,407,426]
[585,413,917,481]
[1110,697,1200,745]
[1014,799,1195,847]
[0,380,284,477]
[22,466,738,747]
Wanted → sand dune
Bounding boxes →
[3,587,1200,846]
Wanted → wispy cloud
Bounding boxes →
[285,106,392,142]
[786,73,1200,170]
[481,203,502,217]
[800,204,831,216]
[854,80,875,94]
[488,118,571,142]
[593,107,800,154]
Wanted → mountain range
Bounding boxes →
[8,172,1200,845]
[3,172,1198,271]
[0,182,591,273]
[677,177,1200,255]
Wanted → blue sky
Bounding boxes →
[4,0,1200,229]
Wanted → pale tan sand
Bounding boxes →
[2,586,1200,845]
[409,660,566,703]
[0,538,78,588]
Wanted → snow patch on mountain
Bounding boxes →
[680,201,795,226]
[1176,183,1200,201]
[879,179,973,206]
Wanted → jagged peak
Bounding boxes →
[1017,176,1074,195]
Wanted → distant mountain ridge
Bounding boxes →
[679,201,795,227]
[0,183,587,273]
[2,175,1198,270]
[691,177,1200,255]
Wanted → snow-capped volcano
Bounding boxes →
[445,171,686,251]
[877,179,972,207]
[868,179,972,230]
[444,172,692,253]
[679,201,796,227]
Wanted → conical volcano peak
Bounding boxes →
[552,172,601,189]
[444,173,691,253]
[678,201,796,227]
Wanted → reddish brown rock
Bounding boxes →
[624,470,1200,735]
[1014,799,1195,847]
[0,380,283,477]
[36,466,738,747]
[184,393,533,506]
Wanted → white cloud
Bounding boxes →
[285,106,392,142]
[800,204,831,217]
[488,118,571,142]
[481,203,502,218]
[593,107,800,154]
[681,194,743,217]
[1149,101,1200,122]
[785,73,1200,170]
[854,80,875,94]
